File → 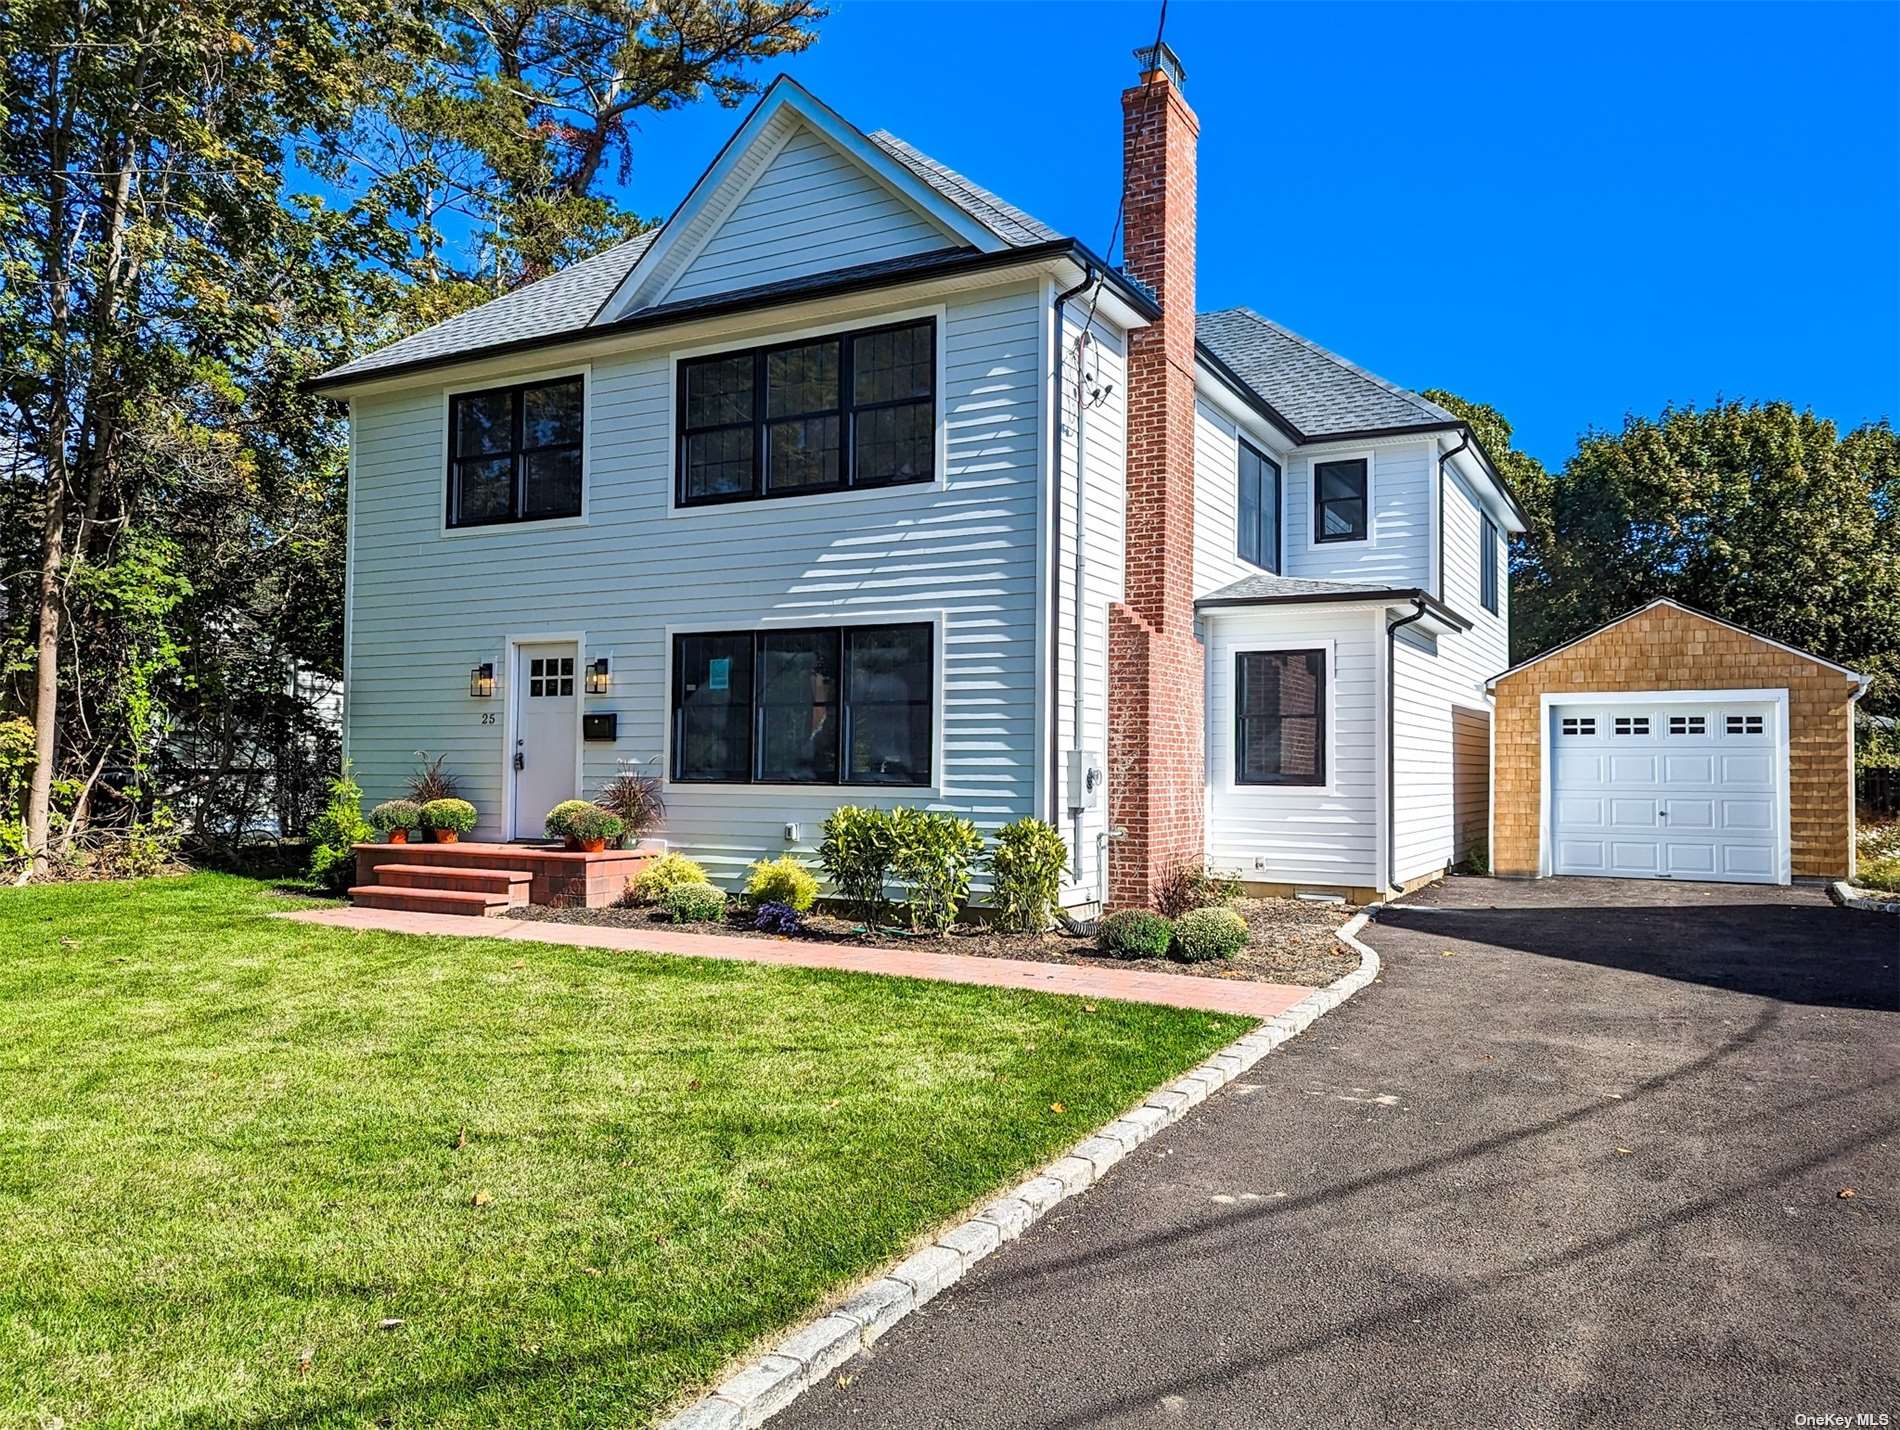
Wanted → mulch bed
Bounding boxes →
[504,895,1356,988]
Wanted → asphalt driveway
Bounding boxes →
[778,877,1898,1429]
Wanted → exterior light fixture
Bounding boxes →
[586,656,610,695]
[469,662,495,698]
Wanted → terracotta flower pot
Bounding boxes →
[578,837,607,854]
[432,828,459,844]
[387,828,409,845]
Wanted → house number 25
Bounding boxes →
[480,713,496,725]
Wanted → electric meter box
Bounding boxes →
[1066,750,1104,813]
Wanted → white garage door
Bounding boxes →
[1548,700,1784,884]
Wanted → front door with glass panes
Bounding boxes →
[512,643,578,839]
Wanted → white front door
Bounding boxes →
[512,642,578,839]
[1548,699,1783,883]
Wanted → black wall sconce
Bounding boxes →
[469,662,495,698]
[586,656,611,695]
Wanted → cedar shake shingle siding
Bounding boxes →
[1491,602,1860,881]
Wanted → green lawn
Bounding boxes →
[0,875,1248,1428]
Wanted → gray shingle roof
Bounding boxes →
[866,131,1060,247]
[1196,308,1457,438]
[323,231,659,382]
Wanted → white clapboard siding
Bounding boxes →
[1283,439,1433,587]
[665,124,959,305]
[1051,308,1127,903]
[346,282,1046,889]
[1203,603,1381,887]
[1389,460,1509,881]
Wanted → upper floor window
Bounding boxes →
[677,317,936,507]
[447,376,583,528]
[1236,441,1281,572]
[1313,458,1368,543]
[1235,648,1326,786]
[672,622,933,786]
[1480,513,1500,614]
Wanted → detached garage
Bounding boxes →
[1489,599,1869,885]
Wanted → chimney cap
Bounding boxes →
[1133,40,1187,89]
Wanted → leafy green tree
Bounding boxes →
[0,0,406,874]
[1508,402,1897,709]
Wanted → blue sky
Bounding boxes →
[599,0,1898,468]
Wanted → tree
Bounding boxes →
[330,0,825,307]
[1505,401,1899,709]
[0,0,406,874]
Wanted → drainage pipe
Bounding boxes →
[1386,596,1429,892]
[1069,324,1093,882]
[1047,267,1099,837]
[1434,431,1471,602]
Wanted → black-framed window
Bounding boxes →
[1235,649,1326,786]
[1480,513,1499,614]
[1312,458,1368,544]
[672,622,933,785]
[447,376,583,527]
[1236,441,1281,572]
[677,317,935,506]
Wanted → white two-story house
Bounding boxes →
[314,45,1527,911]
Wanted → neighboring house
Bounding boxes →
[313,45,1528,910]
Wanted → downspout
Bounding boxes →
[1386,597,1429,892]
[1047,266,1099,856]
[1069,325,1093,882]
[1436,430,1470,602]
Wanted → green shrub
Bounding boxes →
[419,798,477,834]
[565,806,623,845]
[818,805,897,925]
[988,817,1068,932]
[1154,859,1242,918]
[1097,909,1174,960]
[543,799,596,841]
[629,851,709,905]
[890,807,985,933]
[746,854,818,912]
[368,799,422,834]
[309,764,372,891]
[1172,906,1249,963]
[659,880,727,924]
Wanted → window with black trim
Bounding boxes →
[1236,441,1281,572]
[447,376,583,527]
[1480,513,1499,614]
[1312,458,1368,543]
[1560,716,1596,736]
[677,317,935,506]
[1725,713,1764,735]
[672,623,933,785]
[1668,714,1707,736]
[1235,649,1326,786]
[528,656,574,697]
[1614,715,1651,737]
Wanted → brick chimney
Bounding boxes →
[1108,41,1205,910]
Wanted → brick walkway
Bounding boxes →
[276,905,1312,1018]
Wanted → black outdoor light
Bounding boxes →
[586,656,611,695]
[469,662,495,698]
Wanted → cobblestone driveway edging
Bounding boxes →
[658,910,1386,1430]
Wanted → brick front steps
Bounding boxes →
[349,841,654,916]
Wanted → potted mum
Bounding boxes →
[564,806,623,853]
[368,799,423,845]
[543,799,594,849]
[419,798,477,843]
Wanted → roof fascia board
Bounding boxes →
[1192,367,1295,456]
[1441,435,1528,535]
[1485,597,1871,691]
[597,77,1004,323]
[309,243,1127,399]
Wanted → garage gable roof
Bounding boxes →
[1486,598,1871,694]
